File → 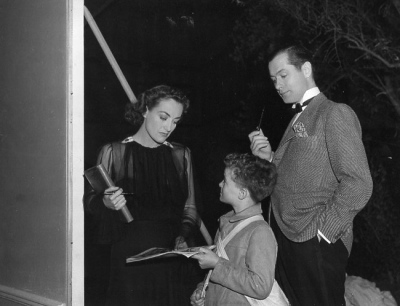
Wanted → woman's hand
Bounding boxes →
[190,288,205,306]
[102,187,127,211]
[248,129,273,161]
[192,247,220,269]
[174,236,188,250]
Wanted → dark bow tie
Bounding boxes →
[293,98,313,114]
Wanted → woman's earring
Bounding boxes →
[143,107,148,119]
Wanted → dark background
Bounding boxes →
[84,0,289,231]
[84,0,288,237]
[84,0,400,304]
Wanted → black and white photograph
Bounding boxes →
[0,0,399,305]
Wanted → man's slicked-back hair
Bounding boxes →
[268,44,317,82]
[268,44,314,71]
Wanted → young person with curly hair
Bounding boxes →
[190,153,288,306]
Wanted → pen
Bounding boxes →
[256,106,265,131]
[103,192,135,195]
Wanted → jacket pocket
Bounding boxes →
[289,191,331,210]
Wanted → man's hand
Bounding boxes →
[248,129,273,161]
[190,288,205,306]
[192,247,220,269]
[102,187,127,210]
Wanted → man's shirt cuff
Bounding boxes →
[318,230,331,243]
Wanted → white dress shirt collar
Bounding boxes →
[292,87,320,123]
[300,87,320,104]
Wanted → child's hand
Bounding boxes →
[192,247,220,269]
[190,288,205,306]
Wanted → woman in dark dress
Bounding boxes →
[84,85,202,306]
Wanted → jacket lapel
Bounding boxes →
[296,93,325,130]
[279,115,297,146]
[273,93,326,163]
[272,116,296,164]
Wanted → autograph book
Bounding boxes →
[126,245,215,263]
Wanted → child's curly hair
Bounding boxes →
[224,153,277,203]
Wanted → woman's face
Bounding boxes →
[143,98,183,145]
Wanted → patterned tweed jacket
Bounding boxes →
[271,93,373,253]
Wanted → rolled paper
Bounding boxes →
[120,205,134,223]
[84,164,134,223]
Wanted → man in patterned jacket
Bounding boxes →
[249,45,373,306]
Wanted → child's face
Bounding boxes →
[219,168,240,204]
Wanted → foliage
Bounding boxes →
[231,0,400,117]
[350,144,400,286]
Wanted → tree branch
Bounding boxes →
[383,76,400,118]
[352,69,383,92]
[391,0,400,16]
[344,35,400,69]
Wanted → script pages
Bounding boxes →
[126,245,215,263]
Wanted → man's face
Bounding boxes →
[268,52,309,104]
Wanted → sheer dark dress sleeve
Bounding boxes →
[83,143,125,244]
[84,141,202,244]
[174,145,202,243]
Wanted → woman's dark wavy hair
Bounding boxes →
[224,153,277,203]
[124,85,190,126]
